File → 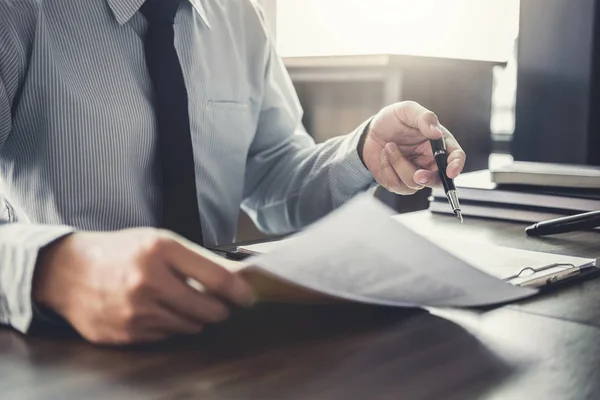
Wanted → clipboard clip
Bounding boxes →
[503,263,580,288]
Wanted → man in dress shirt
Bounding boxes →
[0,0,466,344]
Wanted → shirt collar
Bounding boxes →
[106,0,211,28]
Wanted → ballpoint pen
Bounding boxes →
[430,137,463,223]
[525,210,600,236]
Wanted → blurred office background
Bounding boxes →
[240,0,520,240]
[262,0,519,137]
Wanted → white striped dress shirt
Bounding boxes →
[0,0,374,333]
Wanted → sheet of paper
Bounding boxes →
[241,236,595,281]
[423,239,594,279]
[242,194,540,308]
[391,214,597,277]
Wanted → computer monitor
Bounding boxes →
[512,0,600,166]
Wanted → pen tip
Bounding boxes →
[455,210,463,224]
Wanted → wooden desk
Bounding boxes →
[2,213,600,399]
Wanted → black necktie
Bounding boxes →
[141,0,204,245]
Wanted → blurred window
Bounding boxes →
[272,0,520,136]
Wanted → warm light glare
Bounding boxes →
[277,0,520,61]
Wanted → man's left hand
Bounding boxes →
[362,101,466,194]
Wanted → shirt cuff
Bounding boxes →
[339,118,377,188]
[0,223,74,333]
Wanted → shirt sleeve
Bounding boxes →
[241,8,376,235]
[0,222,74,332]
[0,4,75,333]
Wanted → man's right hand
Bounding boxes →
[32,228,256,345]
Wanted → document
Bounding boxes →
[233,194,551,308]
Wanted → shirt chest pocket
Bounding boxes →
[193,101,257,179]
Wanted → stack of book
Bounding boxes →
[428,162,600,223]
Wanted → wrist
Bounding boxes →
[32,233,75,313]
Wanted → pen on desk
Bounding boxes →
[525,210,600,236]
[430,137,463,223]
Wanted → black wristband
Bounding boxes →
[357,118,373,168]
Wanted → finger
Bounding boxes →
[440,126,466,179]
[87,330,169,346]
[384,143,423,191]
[160,239,256,308]
[156,269,231,324]
[414,169,441,188]
[379,148,416,195]
[392,101,442,140]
